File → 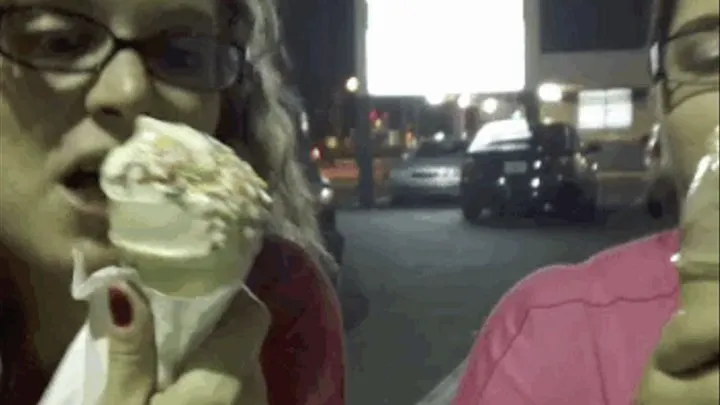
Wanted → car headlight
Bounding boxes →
[319,187,334,204]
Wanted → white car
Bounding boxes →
[387,140,466,205]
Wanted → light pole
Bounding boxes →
[353,0,374,208]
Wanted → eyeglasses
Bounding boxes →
[650,27,719,86]
[0,6,246,91]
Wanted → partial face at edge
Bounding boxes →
[656,0,719,193]
[0,0,232,275]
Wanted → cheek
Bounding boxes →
[155,85,222,134]
[0,62,88,145]
[663,91,720,188]
[0,103,64,266]
[0,91,51,205]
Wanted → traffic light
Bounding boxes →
[369,109,379,121]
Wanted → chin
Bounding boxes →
[32,236,117,280]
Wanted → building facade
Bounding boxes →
[524,0,656,180]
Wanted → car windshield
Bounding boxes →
[468,120,575,154]
[414,140,467,157]
[467,120,533,153]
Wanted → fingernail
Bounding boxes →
[108,286,133,328]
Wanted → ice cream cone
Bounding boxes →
[100,116,271,297]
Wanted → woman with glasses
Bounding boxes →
[452,0,718,404]
[0,0,344,404]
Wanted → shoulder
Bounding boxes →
[248,238,346,405]
[505,229,680,310]
[453,230,680,405]
[484,228,681,356]
[248,237,341,326]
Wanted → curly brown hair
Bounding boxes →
[218,0,338,277]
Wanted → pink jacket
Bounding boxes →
[453,230,680,405]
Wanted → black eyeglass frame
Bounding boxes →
[0,5,248,91]
[649,26,719,109]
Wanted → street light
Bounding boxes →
[345,76,359,93]
[300,112,309,134]
[457,93,472,109]
[481,97,499,114]
[537,82,563,102]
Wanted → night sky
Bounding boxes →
[540,0,651,52]
[278,1,651,116]
[280,1,355,114]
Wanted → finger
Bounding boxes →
[102,283,157,405]
[153,289,270,405]
[655,283,720,374]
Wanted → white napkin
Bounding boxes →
[38,248,249,405]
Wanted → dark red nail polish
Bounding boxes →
[108,287,133,327]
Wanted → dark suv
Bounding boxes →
[460,120,602,221]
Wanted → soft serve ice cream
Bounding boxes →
[99,116,272,296]
[39,117,272,404]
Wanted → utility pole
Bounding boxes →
[353,0,375,208]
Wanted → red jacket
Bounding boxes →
[249,239,346,405]
[0,238,346,405]
[453,230,680,405]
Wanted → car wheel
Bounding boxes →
[558,185,599,223]
[461,203,481,222]
[647,199,664,219]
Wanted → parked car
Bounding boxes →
[460,119,602,221]
[641,124,679,219]
[387,139,467,205]
[305,163,345,282]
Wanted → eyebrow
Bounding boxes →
[670,15,720,38]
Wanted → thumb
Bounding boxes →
[102,283,157,405]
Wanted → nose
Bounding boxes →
[85,49,152,123]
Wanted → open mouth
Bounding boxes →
[61,162,108,214]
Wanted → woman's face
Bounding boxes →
[658,0,719,192]
[0,0,226,276]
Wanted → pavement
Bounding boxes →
[335,204,676,405]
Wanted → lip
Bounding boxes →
[58,152,108,183]
[60,185,109,218]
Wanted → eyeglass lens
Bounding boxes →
[662,29,720,83]
[0,7,243,90]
